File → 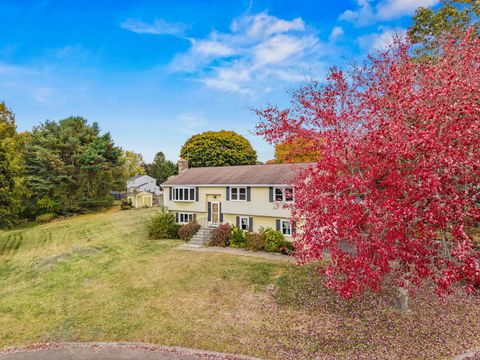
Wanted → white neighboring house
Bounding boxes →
[126,175,161,195]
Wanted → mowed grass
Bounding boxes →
[0,207,292,357]
[1,207,480,359]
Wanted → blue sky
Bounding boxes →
[0,0,438,162]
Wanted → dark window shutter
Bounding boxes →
[276,219,281,231]
[292,221,296,236]
[219,203,223,223]
[208,202,212,221]
[226,187,230,201]
[169,187,172,201]
[249,217,253,232]
[195,187,199,201]
[175,212,179,223]
[246,187,251,201]
[236,216,240,227]
[269,187,273,202]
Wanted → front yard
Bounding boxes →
[0,207,479,359]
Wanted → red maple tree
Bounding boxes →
[256,31,480,304]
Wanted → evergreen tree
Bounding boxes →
[25,117,123,215]
[146,152,177,185]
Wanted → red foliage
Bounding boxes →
[256,31,480,299]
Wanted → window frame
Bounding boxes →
[239,216,250,231]
[178,212,194,224]
[172,187,196,202]
[280,220,292,236]
[230,186,247,201]
[273,186,294,203]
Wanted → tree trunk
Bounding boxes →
[395,285,410,312]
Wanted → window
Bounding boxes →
[172,187,196,201]
[281,220,291,236]
[178,212,194,224]
[231,187,247,201]
[274,187,294,202]
[240,216,250,231]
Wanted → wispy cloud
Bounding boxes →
[340,0,439,26]
[329,26,344,42]
[170,11,334,95]
[32,86,56,103]
[358,26,407,51]
[121,18,186,37]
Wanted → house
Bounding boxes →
[126,174,161,195]
[161,160,314,238]
[127,191,153,208]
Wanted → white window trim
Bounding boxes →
[172,187,196,202]
[230,186,247,201]
[273,186,294,203]
[239,216,250,231]
[280,220,292,236]
[178,212,194,224]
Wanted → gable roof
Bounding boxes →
[128,174,155,182]
[161,163,315,186]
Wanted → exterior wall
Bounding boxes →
[164,186,290,217]
[222,187,290,218]
[163,186,222,214]
[127,175,161,195]
[127,192,153,208]
[164,185,292,235]
[222,214,291,237]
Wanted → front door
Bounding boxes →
[211,202,220,224]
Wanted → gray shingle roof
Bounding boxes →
[161,163,315,186]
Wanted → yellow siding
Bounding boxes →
[164,186,291,218]
[165,185,292,237]
[128,192,153,208]
[222,214,290,235]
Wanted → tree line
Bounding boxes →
[0,109,181,227]
[0,105,312,228]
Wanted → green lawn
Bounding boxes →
[1,207,479,359]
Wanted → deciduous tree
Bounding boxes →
[270,137,320,164]
[0,103,25,227]
[256,32,480,307]
[409,0,479,59]
[180,130,257,168]
[121,150,146,178]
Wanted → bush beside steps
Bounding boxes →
[208,225,294,255]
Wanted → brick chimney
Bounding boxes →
[178,157,188,174]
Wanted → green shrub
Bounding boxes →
[35,213,56,223]
[178,221,201,241]
[278,240,295,255]
[120,198,133,210]
[246,226,268,251]
[230,226,247,248]
[146,211,180,239]
[265,229,285,252]
[36,197,60,215]
[209,224,232,247]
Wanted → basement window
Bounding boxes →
[281,220,292,236]
[178,213,194,224]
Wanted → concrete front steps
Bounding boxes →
[184,227,214,248]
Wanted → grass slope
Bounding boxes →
[1,207,479,359]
